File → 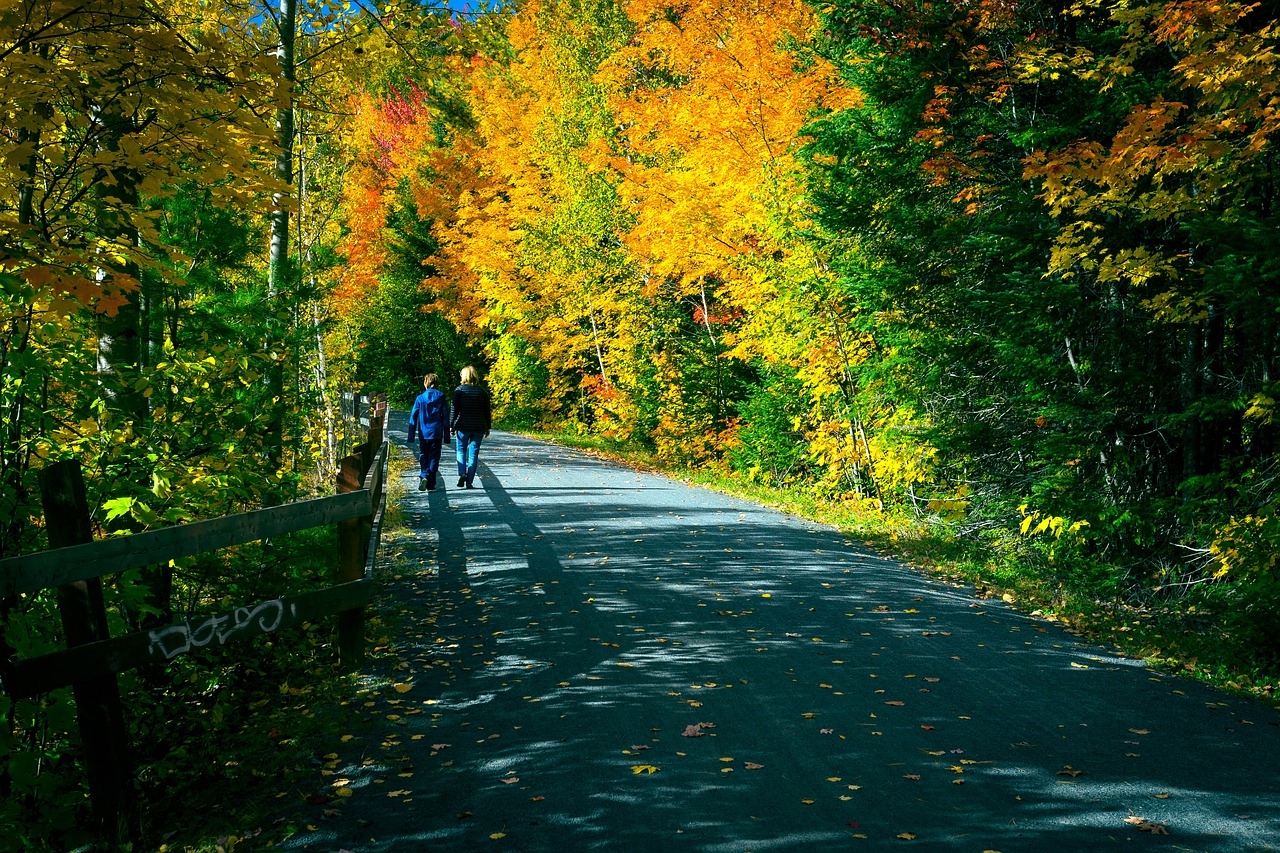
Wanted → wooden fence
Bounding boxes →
[0,395,390,848]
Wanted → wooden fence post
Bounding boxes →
[336,454,366,670]
[38,460,140,848]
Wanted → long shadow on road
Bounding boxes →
[283,427,1280,852]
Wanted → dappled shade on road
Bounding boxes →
[283,424,1280,852]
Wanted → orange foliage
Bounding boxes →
[602,0,857,292]
[335,84,438,309]
[1023,0,1280,315]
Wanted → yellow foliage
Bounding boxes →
[1018,504,1091,539]
[1209,514,1280,579]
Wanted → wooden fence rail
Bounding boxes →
[0,393,389,848]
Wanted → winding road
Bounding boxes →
[284,423,1280,852]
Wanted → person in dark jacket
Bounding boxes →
[450,365,491,489]
[408,373,450,491]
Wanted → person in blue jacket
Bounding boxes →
[408,373,450,491]
[450,365,492,489]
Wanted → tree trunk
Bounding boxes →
[93,105,145,422]
[266,0,298,477]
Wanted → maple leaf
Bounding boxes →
[745,762,764,770]
[631,765,660,774]
[682,724,706,737]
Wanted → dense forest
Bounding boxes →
[2,0,1278,846]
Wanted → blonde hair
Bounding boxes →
[459,365,480,385]
[423,373,438,389]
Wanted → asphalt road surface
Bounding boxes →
[283,424,1280,852]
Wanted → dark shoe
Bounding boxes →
[457,477,466,487]
[418,478,428,491]
[465,482,477,489]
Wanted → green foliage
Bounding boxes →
[487,334,553,428]
[353,183,480,405]
[728,369,809,485]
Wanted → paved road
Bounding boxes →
[285,425,1280,852]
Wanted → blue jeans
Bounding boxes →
[417,436,442,487]
[455,432,483,485]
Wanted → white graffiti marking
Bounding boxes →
[147,600,297,660]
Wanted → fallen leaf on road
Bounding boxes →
[745,762,764,770]
[820,728,835,734]
[903,774,921,781]
[631,765,660,774]
[1056,766,1084,777]
[896,832,917,840]
[500,777,520,784]
[490,833,506,840]
[1129,728,1150,735]
[885,700,905,706]
[682,724,706,737]
[1124,816,1169,834]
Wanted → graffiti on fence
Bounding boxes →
[147,599,297,660]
